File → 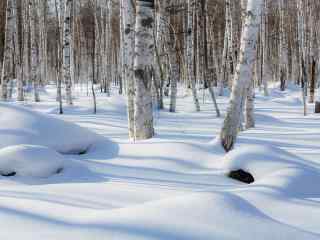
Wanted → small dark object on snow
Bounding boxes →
[78,149,87,155]
[1,172,17,177]
[56,168,63,174]
[228,169,254,184]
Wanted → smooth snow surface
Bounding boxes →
[0,145,64,178]
[0,103,101,153]
[0,85,320,239]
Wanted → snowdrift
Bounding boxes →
[0,103,101,154]
[219,145,320,197]
[0,145,64,178]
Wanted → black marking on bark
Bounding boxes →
[141,17,153,28]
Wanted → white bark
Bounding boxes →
[29,0,40,102]
[167,2,179,113]
[261,0,269,96]
[220,0,263,152]
[187,0,200,111]
[245,81,255,129]
[297,0,307,116]
[133,0,155,140]
[278,0,287,91]
[63,0,73,105]
[122,0,135,139]
[1,0,15,100]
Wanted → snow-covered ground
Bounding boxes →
[0,85,320,239]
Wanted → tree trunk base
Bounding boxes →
[315,101,320,113]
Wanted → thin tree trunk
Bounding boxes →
[63,0,73,105]
[30,0,40,102]
[1,0,15,100]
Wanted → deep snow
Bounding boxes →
[0,103,101,154]
[0,84,319,239]
[0,145,64,178]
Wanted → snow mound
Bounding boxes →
[271,96,302,106]
[219,145,320,197]
[100,192,319,240]
[0,103,101,154]
[0,145,64,178]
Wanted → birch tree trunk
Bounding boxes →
[220,0,263,152]
[202,0,220,117]
[245,81,255,129]
[13,0,23,101]
[153,1,165,110]
[187,0,200,111]
[22,0,30,101]
[297,0,307,116]
[133,0,155,140]
[261,0,269,96]
[63,0,73,105]
[29,0,40,102]
[122,0,135,139]
[1,0,15,100]
[167,7,179,113]
[278,0,288,91]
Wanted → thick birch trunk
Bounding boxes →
[133,0,155,140]
[122,0,135,139]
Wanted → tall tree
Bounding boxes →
[133,0,155,140]
[63,0,73,105]
[220,0,263,152]
[122,0,135,138]
[187,0,201,111]
[30,0,40,102]
[1,0,16,100]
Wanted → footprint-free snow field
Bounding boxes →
[0,85,319,240]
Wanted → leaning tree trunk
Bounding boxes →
[63,0,73,105]
[220,0,263,152]
[1,0,15,101]
[133,0,155,140]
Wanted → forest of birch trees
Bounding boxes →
[1,0,320,150]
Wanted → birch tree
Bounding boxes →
[187,0,201,111]
[63,0,73,105]
[30,0,40,102]
[1,0,15,100]
[133,0,155,140]
[122,0,135,138]
[220,0,263,152]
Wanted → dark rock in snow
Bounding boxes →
[1,172,16,177]
[228,169,254,184]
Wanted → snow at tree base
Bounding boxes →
[1,0,320,239]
